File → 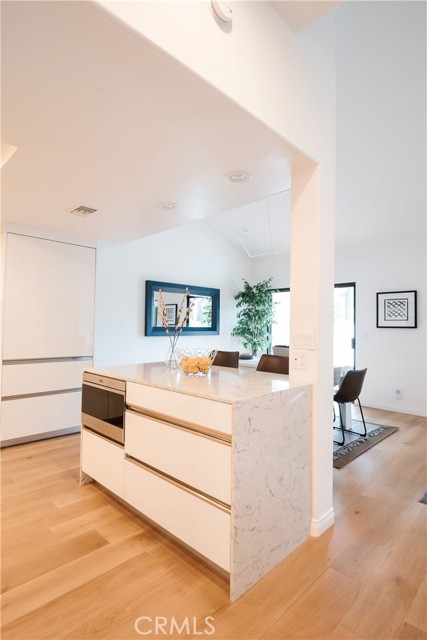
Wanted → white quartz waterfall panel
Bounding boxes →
[2,360,91,397]
[3,234,96,360]
[230,385,312,601]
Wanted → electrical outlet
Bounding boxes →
[395,389,401,400]
[292,351,308,370]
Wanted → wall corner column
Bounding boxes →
[290,165,335,537]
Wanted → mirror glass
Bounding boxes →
[145,280,220,336]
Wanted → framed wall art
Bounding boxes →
[376,290,417,328]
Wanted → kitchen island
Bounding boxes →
[80,362,312,600]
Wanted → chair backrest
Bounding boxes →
[213,350,240,369]
[256,354,289,374]
[272,345,289,357]
[334,368,367,403]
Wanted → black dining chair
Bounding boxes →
[213,350,240,369]
[256,354,289,375]
[333,368,368,445]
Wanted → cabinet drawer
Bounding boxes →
[0,391,81,442]
[125,411,231,504]
[124,458,230,571]
[81,429,124,498]
[2,360,91,397]
[126,382,232,436]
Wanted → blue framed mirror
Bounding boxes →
[145,280,220,337]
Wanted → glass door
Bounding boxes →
[270,284,356,370]
[334,283,356,370]
[271,288,290,348]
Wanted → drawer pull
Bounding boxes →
[126,406,231,444]
[125,454,231,514]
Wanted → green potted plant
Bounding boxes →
[232,278,275,358]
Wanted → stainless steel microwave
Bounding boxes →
[81,372,125,445]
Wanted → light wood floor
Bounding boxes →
[1,407,426,640]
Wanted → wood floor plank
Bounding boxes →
[66,563,228,640]
[1,409,425,640]
[405,576,427,633]
[339,525,426,638]
[329,625,363,639]
[49,505,143,543]
[1,530,108,593]
[1,532,149,626]
[395,622,427,640]
[197,533,334,639]
[260,568,362,639]
[1,551,170,640]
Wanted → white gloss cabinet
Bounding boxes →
[1,232,96,446]
[2,360,91,397]
[81,429,124,498]
[1,391,82,441]
[125,410,231,505]
[2,233,95,360]
[126,382,232,436]
[124,459,231,571]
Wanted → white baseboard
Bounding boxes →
[311,507,334,537]
[364,402,427,418]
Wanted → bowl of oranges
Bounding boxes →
[176,348,218,376]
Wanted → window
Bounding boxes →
[270,283,356,369]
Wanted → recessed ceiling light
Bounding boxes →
[157,201,177,211]
[225,171,253,184]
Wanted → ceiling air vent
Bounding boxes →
[69,205,98,217]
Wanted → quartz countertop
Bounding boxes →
[85,361,305,404]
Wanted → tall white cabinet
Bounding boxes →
[1,233,96,446]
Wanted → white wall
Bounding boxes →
[336,235,426,417]
[94,222,251,366]
[97,0,334,165]
[253,251,291,290]
[252,234,426,417]
[335,0,426,248]
[333,0,426,416]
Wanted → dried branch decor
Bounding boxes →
[158,288,194,368]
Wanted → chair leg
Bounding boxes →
[333,403,345,446]
[342,399,367,437]
[357,398,367,436]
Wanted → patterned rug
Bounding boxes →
[333,420,399,469]
[420,491,427,504]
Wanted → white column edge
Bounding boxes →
[311,507,335,537]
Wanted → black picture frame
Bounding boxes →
[164,304,177,326]
[376,290,417,328]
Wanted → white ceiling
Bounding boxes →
[5,2,421,259]
[1,0,310,251]
[270,0,343,33]
[204,189,292,258]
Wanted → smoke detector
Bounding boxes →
[69,205,98,217]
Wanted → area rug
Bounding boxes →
[333,421,399,469]
[420,491,427,504]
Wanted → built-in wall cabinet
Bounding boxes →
[1,233,96,446]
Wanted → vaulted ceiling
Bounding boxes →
[1,0,309,250]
